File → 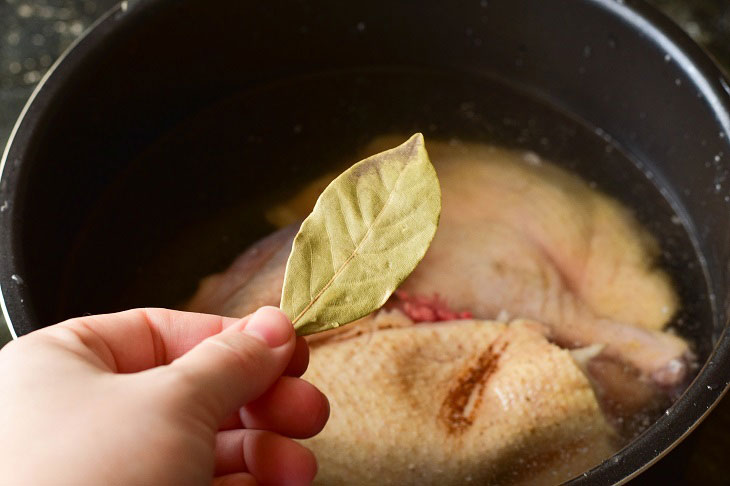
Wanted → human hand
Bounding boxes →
[0,307,329,485]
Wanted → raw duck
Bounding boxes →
[183,136,694,483]
[185,137,690,387]
[300,312,616,486]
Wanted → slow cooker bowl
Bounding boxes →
[1,0,730,484]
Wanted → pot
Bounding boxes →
[1,0,729,483]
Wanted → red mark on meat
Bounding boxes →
[439,340,507,434]
[392,290,473,322]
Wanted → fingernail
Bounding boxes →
[244,306,292,348]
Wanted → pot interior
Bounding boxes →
[48,67,715,366]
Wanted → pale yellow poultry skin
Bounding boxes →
[301,312,616,486]
[388,138,687,386]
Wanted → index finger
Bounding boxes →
[52,308,248,373]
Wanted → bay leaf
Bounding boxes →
[280,133,441,335]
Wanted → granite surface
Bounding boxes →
[1,0,730,483]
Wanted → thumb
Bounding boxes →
[166,306,296,424]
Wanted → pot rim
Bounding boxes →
[0,1,128,340]
[1,0,730,484]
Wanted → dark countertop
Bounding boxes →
[1,0,729,483]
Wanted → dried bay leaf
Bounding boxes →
[280,133,441,335]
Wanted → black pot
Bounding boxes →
[1,0,729,483]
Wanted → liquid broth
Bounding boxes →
[63,67,712,455]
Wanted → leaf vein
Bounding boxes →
[338,189,358,248]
